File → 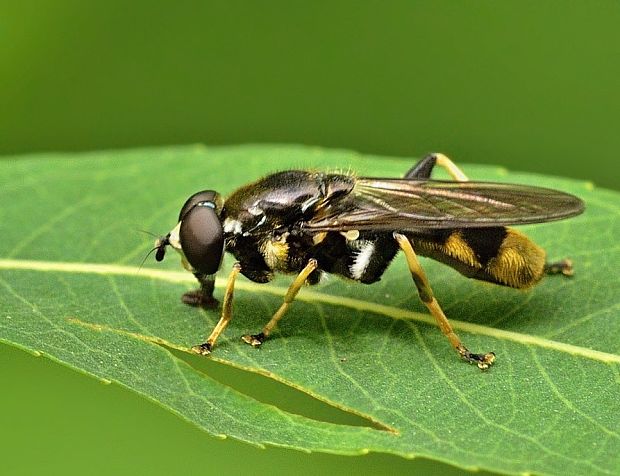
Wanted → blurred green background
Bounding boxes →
[1,1,618,475]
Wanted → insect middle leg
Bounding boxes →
[192,263,241,355]
[242,259,318,347]
[405,153,469,181]
[394,232,495,370]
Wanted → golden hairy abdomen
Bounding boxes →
[412,228,546,289]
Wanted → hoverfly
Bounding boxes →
[154,154,584,369]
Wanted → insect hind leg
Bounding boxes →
[394,232,495,370]
[404,153,469,181]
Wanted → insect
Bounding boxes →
[154,153,584,369]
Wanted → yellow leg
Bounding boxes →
[434,153,470,182]
[192,263,241,355]
[394,233,495,370]
[242,259,318,347]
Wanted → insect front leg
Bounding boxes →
[394,233,495,370]
[192,263,241,355]
[241,259,318,347]
[182,272,219,309]
[405,153,469,181]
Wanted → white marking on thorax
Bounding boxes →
[248,202,263,216]
[243,215,266,236]
[301,196,320,212]
[223,218,243,234]
[350,241,375,280]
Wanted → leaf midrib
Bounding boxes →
[1,258,617,364]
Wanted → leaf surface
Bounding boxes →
[1,145,618,475]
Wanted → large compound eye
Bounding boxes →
[179,203,224,275]
[178,190,219,222]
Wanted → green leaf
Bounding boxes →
[1,145,618,475]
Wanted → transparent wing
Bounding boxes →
[305,178,585,231]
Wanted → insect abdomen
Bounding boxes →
[410,227,546,289]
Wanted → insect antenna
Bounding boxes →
[137,229,160,238]
[137,246,159,273]
[135,229,170,273]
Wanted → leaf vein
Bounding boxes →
[1,259,618,364]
